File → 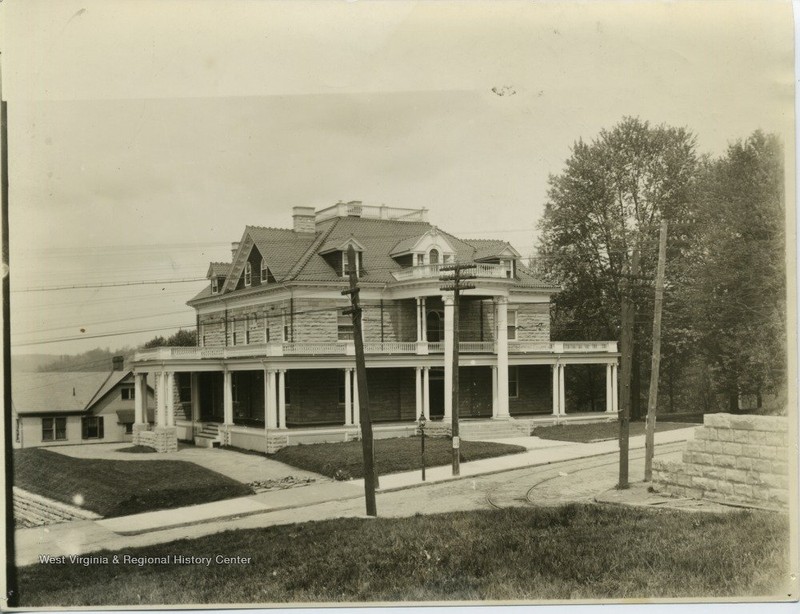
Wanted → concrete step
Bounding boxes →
[13,487,100,528]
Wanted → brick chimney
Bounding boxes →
[293,206,316,234]
[231,242,240,258]
[112,356,124,371]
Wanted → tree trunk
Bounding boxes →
[728,386,739,413]
[631,343,642,420]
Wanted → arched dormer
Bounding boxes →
[390,227,456,267]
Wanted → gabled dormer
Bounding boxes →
[222,230,279,293]
[390,227,456,267]
[206,262,230,295]
[473,243,521,279]
[319,236,366,278]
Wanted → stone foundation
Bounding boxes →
[133,426,178,453]
[653,413,789,509]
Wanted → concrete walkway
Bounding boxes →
[15,426,700,566]
[48,442,324,485]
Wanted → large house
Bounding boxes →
[132,202,619,452]
[12,357,155,448]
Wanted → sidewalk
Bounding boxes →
[15,426,697,566]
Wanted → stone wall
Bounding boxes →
[653,413,789,509]
[133,425,178,453]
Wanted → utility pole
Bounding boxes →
[618,247,640,490]
[644,220,668,481]
[342,245,377,516]
[440,262,475,476]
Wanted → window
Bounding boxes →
[178,373,192,403]
[416,254,425,266]
[211,277,219,294]
[244,262,252,286]
[509,366,519,398]
[501,259,515,278]
[124,423,134,434]
[282,314,289,342]
[121,387,135,400]
[342,251,360,278]
[233,331,239,345]
[245,330,251,344]
[429,248,440,265]
[261,260,270,283]
[338,314,354,341]
[42,417,67,442]
[507,310,517,341]
[81,416,104,440]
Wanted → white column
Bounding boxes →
[353,370,361,425]
[491,366,499,417]
[495,297,510,418]
[165,372,175,427]
[344,368,353,426]
[423,366,430,420]
[156,371,166,427]
[612,363,619,412]
[278,370,287,429]
[223,370,234,425]
[559,363,566,415]
[443,295,454,419]
[606,363,614,413]
[265,369,277,429]
[421,297,427,342]
[552,364,560,416]
[190,373,200,421]
[415,367,423,420]
[134,373,145,424]
[416,297,423,342]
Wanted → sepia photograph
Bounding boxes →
[0,0,797,610]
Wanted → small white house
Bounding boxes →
[12,363,155,449]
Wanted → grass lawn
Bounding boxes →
[16,504,789,605]
[534,421,692,443]
[13,448,253,517]
[270,437,526,479]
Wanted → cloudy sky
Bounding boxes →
[1,0,794,356]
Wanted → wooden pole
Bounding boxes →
[343,246,377,516]
[618,247,640,489]
[644,220,668,481]
[440,262,475,476]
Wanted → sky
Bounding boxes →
[1,0,794,356]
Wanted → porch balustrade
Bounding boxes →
[134,339,617,361]
[392,262,508,281]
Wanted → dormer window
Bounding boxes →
[342,252,361,278]
[429,249,440,265]
[261,259,269,282]
[500,259,515,278]
[244,262,252,286]
[211,277,219,294]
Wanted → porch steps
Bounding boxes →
[13,486,100,529]
[194,423,222,448]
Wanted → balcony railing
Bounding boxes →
[392,262,510,282]
[134,340,617,361]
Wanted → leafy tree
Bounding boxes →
[142,329,197,348]
[687,131,785,411]
[538,117,699,418]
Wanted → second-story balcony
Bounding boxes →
[134,340,618,362]
[392,262,510,282]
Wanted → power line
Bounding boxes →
[12,277,207,293]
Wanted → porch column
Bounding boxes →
[156,371,166,427]
[223,370,234,425]
[551,364,560,415]
[495,297,510,418]
[491,366,499,417]
[415,367,423,420]
[278,370,287,429]
[353,370,361,425]
[344,368,353,426]
[165,371,175,427]
[422,366,430,420]
[606,363,614,413]
[559,363,566,415]
[421,297,427,341]
[190,373,200,421]
[611,363,619,412]
[265,369,277,429]
[443,295,454,419]
[134,373,145,424]
[416,298,423,342]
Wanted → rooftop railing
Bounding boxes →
[392,262,510,282]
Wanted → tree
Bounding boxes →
[687,131,785,411]
[538,117,699,418]
[142,329,197,348]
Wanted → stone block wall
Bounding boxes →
[133,426,178,452]
[653,413,790,509]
